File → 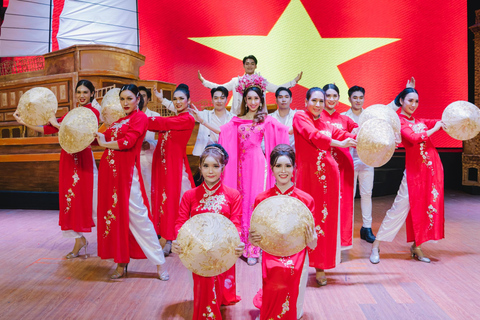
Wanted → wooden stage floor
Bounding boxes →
[1,190,479,320]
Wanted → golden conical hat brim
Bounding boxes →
[59,107,98,154]
[442,100,480,141]
[177,212,241,277]
[16,87,58,126]
[250,195,314,257]
[357,118,396,167]
[101,88,125,126]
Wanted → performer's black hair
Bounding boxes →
[174,83,190,100]
[275,87,292,98]
[242,55,258,65]
[305,87,325,100]
[210,86,229,99]
[322,83,340,95]
[348,86,365,97]
[270,144,295,168]
[394,87,419,107]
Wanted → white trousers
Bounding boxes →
[180,163,192,204]
[376,171,410,242]
[129,166,166,265]
[63,154,98,239]
[297,253,309,319]
[140,148,155,207]
[353,166,374,228]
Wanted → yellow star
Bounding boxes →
[189,0,399,105]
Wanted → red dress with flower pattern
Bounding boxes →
[97,109,151,263]
[293,110,354,269]
[320,110,357,247]
[399,114,444,245]
[148,112,195,240]
[253,184,314,320]
[43,103,99,232]
[175,181,242,320]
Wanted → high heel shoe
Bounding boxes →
[66,237,88,259]
[163,241,172,256]
[369,247,380,264]
[110,263,128,279]
[410,245,431,263]
[316,270,327,286]
[157,265,170,281]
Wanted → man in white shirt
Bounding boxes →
[198,55,302,115]
[269,87,297,149]
[138,86,161,207]
[342,86,376,243]
[191,86,234,156]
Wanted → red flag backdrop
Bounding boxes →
[137,0,467,148]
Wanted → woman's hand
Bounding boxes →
[189,104,204,124]
[406,77,415,88]
[198,70,205,84]
[339,137,357,148]
[153,86,163,103]
[95,132,106,146]
[235,242,245,257]
[434,120,444,132]
[48,116,60,129]
[13,110,26,125]
[171,240,182,255]
[394,132,402,145]
[295,71,303,83]
[248,230,262,247]
[305,224,318,250]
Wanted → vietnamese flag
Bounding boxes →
[138,0,467,148]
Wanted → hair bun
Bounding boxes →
[177,83,189,91]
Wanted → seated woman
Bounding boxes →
[250,144,318,320]
[95,84,169,280]
[172,144,245,320]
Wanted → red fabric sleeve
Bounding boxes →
[293,112,332,150]
[229,190,243,236]
[401,123,428,145]
[117,112,148,150]
[421,118,439,130]
[331,126,355,141]
[148,114,195,132]
[344,115,359,132]
[175,190,193,237]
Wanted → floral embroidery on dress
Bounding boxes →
[123,140,128,146]
[202,277,218,319]
[319,130,332,138]
[427,204,437,230]
[313,150,328,235]
[198,194,226,215]
[279,257,295,275]
[159,190,167,219]
[103,188,118,238]
[411,122,434,174]
[431,184,439,202]
[65,154,80,214]
[160,131,170,173]
[330,122,343,130]
[273,294,290,319]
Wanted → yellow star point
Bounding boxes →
[189,0,400,105]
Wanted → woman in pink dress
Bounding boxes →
[370,87,445,264]
[96,84,169,280]
[172,144,245,320]
[216,79,289,265]
[250,144,317,320]
[293,87,356,285]
[13,80,99,259]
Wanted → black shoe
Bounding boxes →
[360,227,376,243]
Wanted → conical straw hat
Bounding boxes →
[59,107,98,154]
[250,195,314,257]
[177,212,241,277]
[357,118,396,167]
[359,104,401,134]
[16,87,58,126]
[101,88,125,126]
[442,100,480,141]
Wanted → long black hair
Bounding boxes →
[76,80,95,102]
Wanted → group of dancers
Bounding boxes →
[13,54,447,320]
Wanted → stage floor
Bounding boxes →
[1,190,479,320]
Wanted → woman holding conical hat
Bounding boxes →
[293,87,356,286]
[370,87,446,264]
[95,84,169,280]
[216,76,289,266]
[249,144,317,320]
[149,84,196,256]
[13,80,99,260]
[172,143,244,320]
